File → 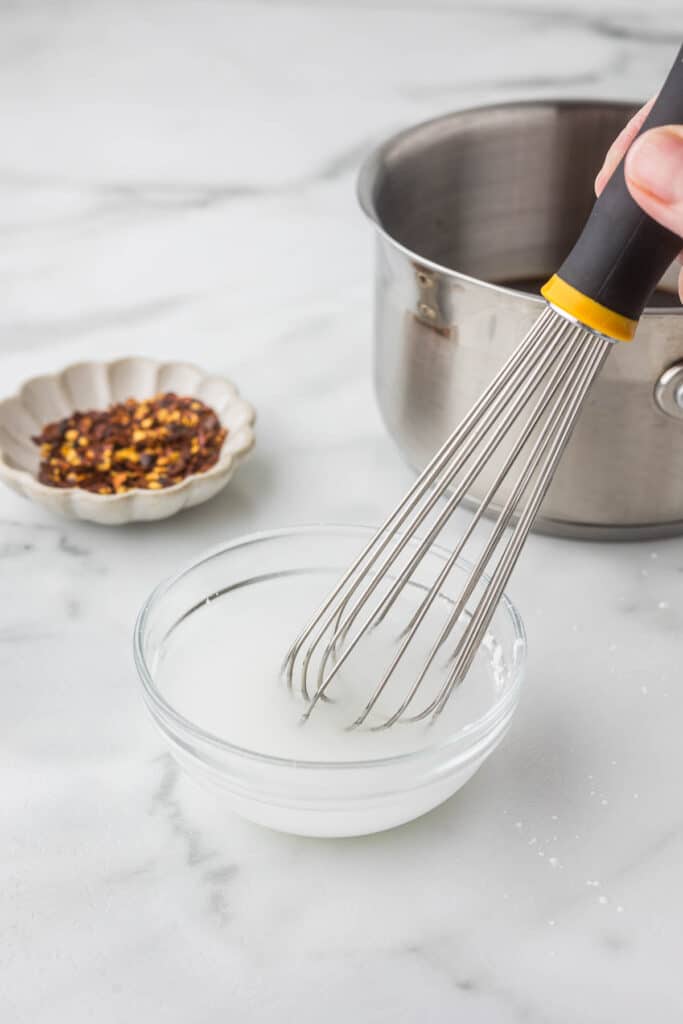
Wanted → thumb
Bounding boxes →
[624,125,683,238]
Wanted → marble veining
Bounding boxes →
[1,2,682,1022]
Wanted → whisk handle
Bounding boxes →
[542,42,683,341]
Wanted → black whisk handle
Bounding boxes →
[543,43,683,341]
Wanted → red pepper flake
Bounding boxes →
[32,393,227,495]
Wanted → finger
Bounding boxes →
[624,126,683,239]
[595,97,656,196]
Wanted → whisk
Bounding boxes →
[285,44,683,729]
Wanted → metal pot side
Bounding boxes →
[360,101,683,539]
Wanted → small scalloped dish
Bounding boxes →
[0,357,255,525]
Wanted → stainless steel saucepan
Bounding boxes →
[358,101,683,539]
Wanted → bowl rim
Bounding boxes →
[0,355,256,502]
[357,97,682,318]
[133,523,527,772]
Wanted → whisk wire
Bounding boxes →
[429,331,612,721]
[352,321,593,728]
[283,307,556,697]
[302,312,567,703]
[286,308,613,728]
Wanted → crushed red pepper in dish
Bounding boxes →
[32,392,227,495]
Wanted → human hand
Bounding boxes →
[595,99,683,302]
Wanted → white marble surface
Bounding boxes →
[2,2,683,1021]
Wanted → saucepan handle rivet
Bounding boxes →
[654,361,683,420]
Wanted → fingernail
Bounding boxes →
[626,126,683,203]
[594,166,608,195]
[595,131,628,195]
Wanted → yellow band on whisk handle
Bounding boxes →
[540,275,638,343]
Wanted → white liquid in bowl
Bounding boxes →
[155,570,512,760]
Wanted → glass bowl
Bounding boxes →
[134,526,526,837]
